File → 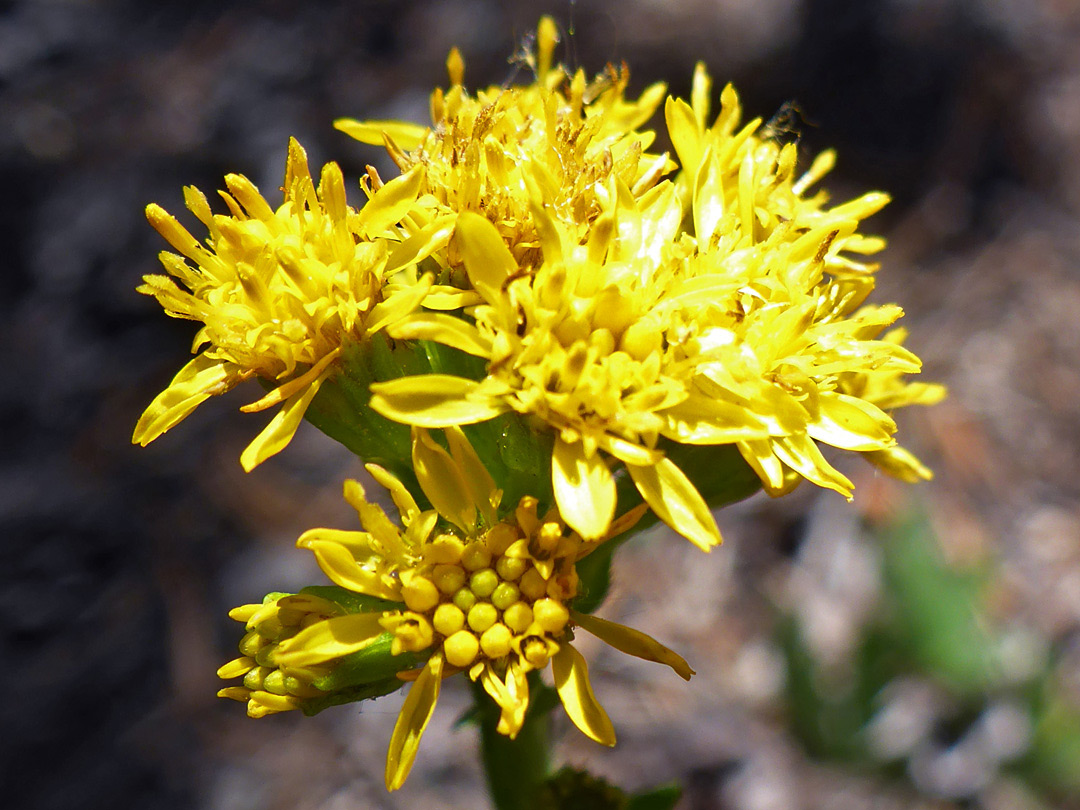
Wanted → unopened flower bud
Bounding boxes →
[467,602,498,633]
[433,603,466,636]
[470,568,499,598]
[480,623,513,658]
[444,630,480,667]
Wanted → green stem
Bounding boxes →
[473,674,553,810]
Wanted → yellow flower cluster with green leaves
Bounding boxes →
[135,16,943,795]
[218,426,689,789]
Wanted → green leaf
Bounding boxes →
[300,676,406,716]
[298,585,401,615]
[880,513,995,695]
[311,631,431,692]
[538,767,627,810]
[627,784,682,810]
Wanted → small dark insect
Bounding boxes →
[761,100,812,144]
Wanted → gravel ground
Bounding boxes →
[4,1,1080,809]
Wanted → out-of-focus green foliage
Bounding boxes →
[779,509,1080,803]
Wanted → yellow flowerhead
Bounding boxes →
[133,138,435,470]
[369,195,732,552]
[262,427,690,791]
[336,16,673,257]
[658,66,944,497]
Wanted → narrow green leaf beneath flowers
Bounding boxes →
[551,643,616,746]
[275,613,386,667]
[628,458,721,551]
[571,611,695,680]
[552,438,615,541]
[240,374,325,472]
[386,653,444,791]
[312,631,429,692]
[369,375,509,427]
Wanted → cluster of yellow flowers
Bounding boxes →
[135,18,942,792]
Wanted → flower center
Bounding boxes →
[388,507,579,671]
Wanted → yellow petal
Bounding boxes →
[299,536,401,601]
[627,457,721,551]
[132,355,240,445]
[552,437,615,541]
[445,425,499,526]
[693,144,725,243]
[239,348,341,413]
[571,611,694,680]
[369,375,509,427]
[365,274,434,336]
[217,686,251,703]
[772,433,853,498]
[334,118,428,150]
[479,663,529,739]
[551,643,616,747]
[498,662,530,738]
[385,216,457,275]
[662,393,770,445]
[275,613,386,667]
[246,690,302,717]
[389,313,493,358]
[239,374,325,472]
[386,653,444,791]
[412,427,476,531]
[664,96,703,175]
[452,212,518,305]
[736,439,787,493]
[807,392,896,451]
[421,285,485,311]
[864,446,934,483]
[216,656,256,680]
[365,463,421,524]
[357,164,424,236]
[342,479,412,561]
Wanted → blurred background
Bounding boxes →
[3,0,1080,808]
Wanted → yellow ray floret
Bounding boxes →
[220,427,691,791]
[133,138,435,470]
